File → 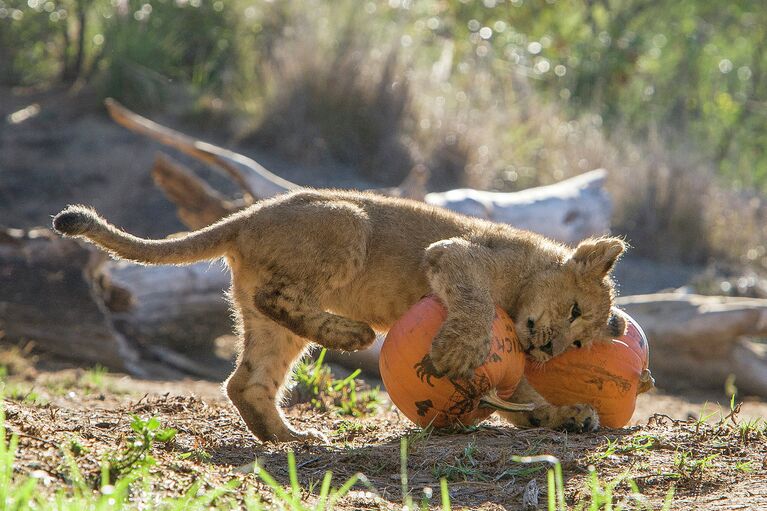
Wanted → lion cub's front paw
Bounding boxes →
[429,330,490,380]
[524,403,599,432]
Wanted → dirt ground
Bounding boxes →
[4,357,767,510]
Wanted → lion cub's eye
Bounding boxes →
[569,302,581,323]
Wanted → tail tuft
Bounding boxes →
[52,206,98,236]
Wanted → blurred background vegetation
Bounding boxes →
[2,0,766,277]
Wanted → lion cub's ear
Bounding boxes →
[569,237,626,278]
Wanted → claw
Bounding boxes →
[478,388,535,413]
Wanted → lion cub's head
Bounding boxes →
[515,237,627,362]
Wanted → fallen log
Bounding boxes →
[424,169,611,245]
[0,228,144,374]
[107,260,231,357]
[616,293,767,396]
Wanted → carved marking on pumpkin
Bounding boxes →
[493,335,519,354]
[581,366,632,393]
[446,374,492,417]
[415,399,434,417]
[414,353,443,387]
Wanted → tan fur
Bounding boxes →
[53,189,626,441]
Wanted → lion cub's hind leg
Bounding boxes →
[255,280,375,351]
[225,312,319,442]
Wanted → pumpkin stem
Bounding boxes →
[638,368,655,394]
[479,388,536,412]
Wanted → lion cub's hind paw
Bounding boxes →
[519,403,599,433]
[550,403,600,433]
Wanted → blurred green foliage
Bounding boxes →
[98,0,235,106]
[1,0,765,190]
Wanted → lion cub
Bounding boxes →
[53,189,626,442]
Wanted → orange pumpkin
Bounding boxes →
[524,309,654,428]
[380,295,531,428]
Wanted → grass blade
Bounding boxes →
[288,450,300,502]
[440,477,451,511]
[400,437,409,506]
[316,471,333,511]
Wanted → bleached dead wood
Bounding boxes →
[0,228,144,374]
[425,169,611,244]
[105,99,297,200]
[107,260,231,357]
[106,99,428,201]
[616,293,767,396]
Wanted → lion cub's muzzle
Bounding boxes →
[524,341,554,362]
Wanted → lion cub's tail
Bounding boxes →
[52,205,238,265]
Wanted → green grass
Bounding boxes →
[0,366,47,406]
[402,423,434,451]
[81,364,109,392]
[432,440,545,483]
[432,440,483,482]
[103,415,178,483]
[292,348,380,417]
[736,417,767,443]
[333,419,364,439]
[592,434,658,462]
[670,451,719,481]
